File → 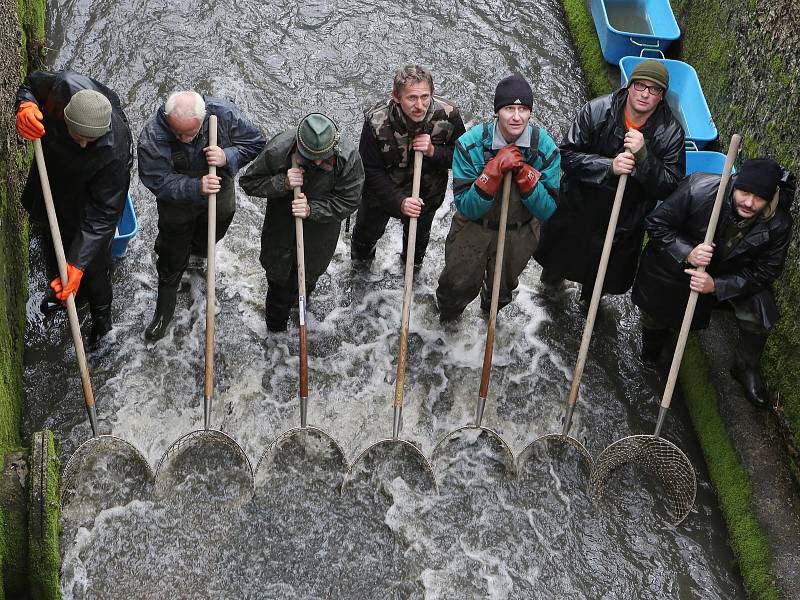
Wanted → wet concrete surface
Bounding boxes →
[697,313,800,596]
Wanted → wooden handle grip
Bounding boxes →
[394,151,423,408]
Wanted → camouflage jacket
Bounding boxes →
[359,96,465,217]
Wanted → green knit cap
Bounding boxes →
[296,113,339,160]
[64,90,112,139]
[629,59,669,91]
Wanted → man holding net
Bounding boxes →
[632,158,794,408]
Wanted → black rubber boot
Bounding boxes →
[731,330,770,409]
[641,327,669,363]
[264,286,290,333]
[351,241,376,264]
[539,268,564,286]
[145,285,178,341]
[89,304,113,347]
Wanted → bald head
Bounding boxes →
[164,91,205,142]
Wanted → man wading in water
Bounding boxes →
[138,91,265,341]
[240,113,364,333]
[632,158,794,408]
[534,59,685,306]
[351,64,465,267]
[436,74,561,321]
[15,70,133,347]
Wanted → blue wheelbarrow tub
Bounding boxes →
[685,151,736,177]
[620,56,718,149]
[112,193,138,258]
[591,0,681,64]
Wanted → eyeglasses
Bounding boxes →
[631,80,665,96]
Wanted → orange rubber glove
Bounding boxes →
[50,263,84,302]
[16,101,45,140]
[515,163,541,195]
[475,145,524,198]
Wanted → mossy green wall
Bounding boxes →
[674,0,800,471]
[28,431,61,599]
[1,0,46,597]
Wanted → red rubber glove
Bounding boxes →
[50,263,84,302]
[475,145,524,197]
[16,101,45,140]
[515,163,541,195]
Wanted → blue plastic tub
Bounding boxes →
[112,193,138,258]
[685,151,736,177]
[620,56,718,149]
[591,0,680,64]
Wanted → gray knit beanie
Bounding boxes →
[64,90,112,138]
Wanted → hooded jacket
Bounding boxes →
[16,70,133,270]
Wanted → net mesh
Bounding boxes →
[154,429,254,503]
[590,434,696,525]
[61,435,154,507]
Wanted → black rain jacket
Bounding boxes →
[17,70,133,270]
[631,172,793,330]
[534,88,685,295]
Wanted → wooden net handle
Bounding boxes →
[394,150,423,408]
[291,154,309,398]
[204,115,218,398]
[478,172,512,400]
[33,140,96,420]
[565,173,628,408]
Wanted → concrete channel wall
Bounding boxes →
[0,0,60,598]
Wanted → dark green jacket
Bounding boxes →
[239,131,364,285]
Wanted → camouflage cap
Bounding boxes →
[296,113,339,160]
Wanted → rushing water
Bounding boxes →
[21,0,745,597]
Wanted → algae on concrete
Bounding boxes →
[28,431,61,599]
[1,0,50,596]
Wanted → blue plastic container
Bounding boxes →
[685,151,736,177]
[591,0,681,64]
[620,56,718,149]
[112,193,138,258]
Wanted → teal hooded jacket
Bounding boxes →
[451,121,560,221]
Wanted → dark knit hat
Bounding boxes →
[296,113,339,160]
[734,158,782,200]
[629,59,669,91]
[64,90,112,139]
[494,74,533,113]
